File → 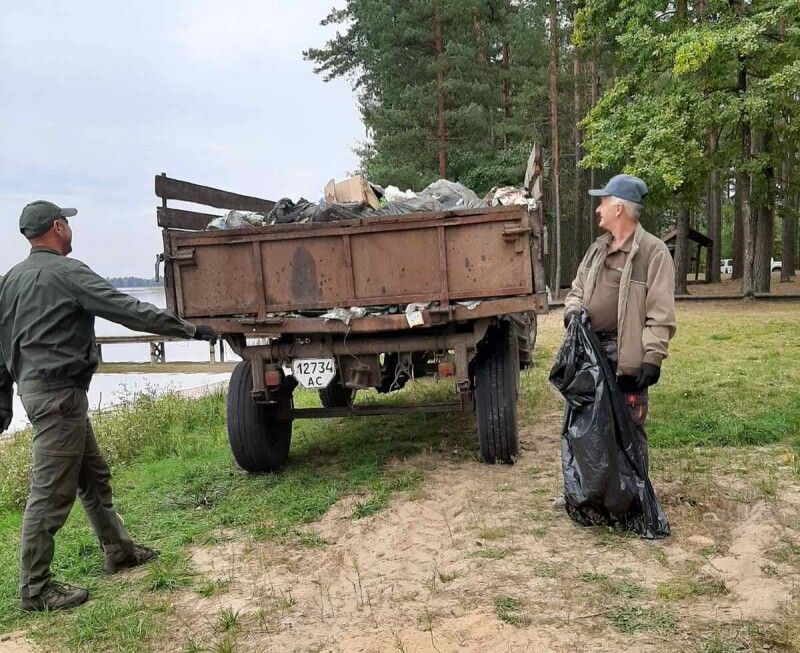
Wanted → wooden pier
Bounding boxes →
[95,336,236,373]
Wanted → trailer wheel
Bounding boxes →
[318,380,355,408]
[474,322,520,464]
[227,361,292,473]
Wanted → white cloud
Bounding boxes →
[0,0,362,277]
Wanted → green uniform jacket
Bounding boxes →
[0,247,196,398]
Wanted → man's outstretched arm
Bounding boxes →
[65,261,199,339]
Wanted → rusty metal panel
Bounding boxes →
[177,243,261,318]
[445,220,530,297]
[261,237,349,310]
[350,229,440,299]
[164,204,541,321]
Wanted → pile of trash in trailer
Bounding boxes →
[206,176,537,231]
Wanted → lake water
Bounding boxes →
[6,287,236,434]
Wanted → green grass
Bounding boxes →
[1,303,797,651]
[0,383,475,651]
[577,572,647,599]
[656,577,728,601]
[494,595,531,627]
[608,606,678,636]
[646,306,800,449]
[468,547,507,560]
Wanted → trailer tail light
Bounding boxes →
[264,369,283,388]
[438,362,455,378]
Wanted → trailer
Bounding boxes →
[155,157,548,472]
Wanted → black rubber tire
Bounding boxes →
[227,361,292,473]
[318,379,355,408]
[474,322,520,464]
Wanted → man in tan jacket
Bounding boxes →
[564,174,676,470]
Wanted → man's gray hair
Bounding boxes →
[610,196,642,220]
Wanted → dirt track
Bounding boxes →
[160,410,800,652]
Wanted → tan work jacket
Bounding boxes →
[564,223,677,376]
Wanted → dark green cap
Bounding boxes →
[19,200,78,238]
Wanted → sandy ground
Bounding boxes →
[156,411,800,653]
[0,634,36,653]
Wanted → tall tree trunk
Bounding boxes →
[674,208,691,294]
[548,0,562,297]
[588,44,599,241]
[753,130,775,293]
[737,36,755,296]
[501,41,510,146]
[706,129,722,283]
[473,9,487,64]
[781,158,797,281]
[573,41,585,258]
[732,182,744,279]
[434,3,447,178]
[706,171,722,282]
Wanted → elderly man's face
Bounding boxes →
[595,196,624,231]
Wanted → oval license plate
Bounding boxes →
[291,358,337,389]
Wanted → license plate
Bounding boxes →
[291,358,337,389]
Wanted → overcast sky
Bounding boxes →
[0,0,363,277]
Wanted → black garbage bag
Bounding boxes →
[549,311,670,539]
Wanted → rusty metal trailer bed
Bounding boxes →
[155,164,548,472]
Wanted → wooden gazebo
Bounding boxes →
[662,227,714,282]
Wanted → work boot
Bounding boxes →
[20,581,89,612]
[104,544,160,574]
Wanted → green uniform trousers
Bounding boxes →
[18,388,133,599]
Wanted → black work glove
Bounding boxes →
[563,310,578,329]
[635,363,661,391]
[193,325,218,342]
[0,411,11,434]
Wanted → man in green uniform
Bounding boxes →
[0,200,216,612]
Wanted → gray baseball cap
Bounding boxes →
[588,174,648,204]
[19,200,78,238]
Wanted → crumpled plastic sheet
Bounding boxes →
[384,185,418,203]
[549,310,670,539]
[320,307,368,325]
[417,179,486,210]
[485,186,538,209]
[205,179,495,230]
[207,210,269,230]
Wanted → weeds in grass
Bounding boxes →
[608,606,677,635]
[213,635,237,653]
[214,607,241,634]
[196,578,231,598]
[183,636,205,653]
[144,552,193,592]
[532,562,559,578]
[477,526,507,540]
[656,577,728,601]
[766,539,800,568]
[437,570,457,584]
[494,595,531,627]
[578,572,646,598]
[296,531,328,549]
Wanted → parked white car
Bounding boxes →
[720,258,781,274]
